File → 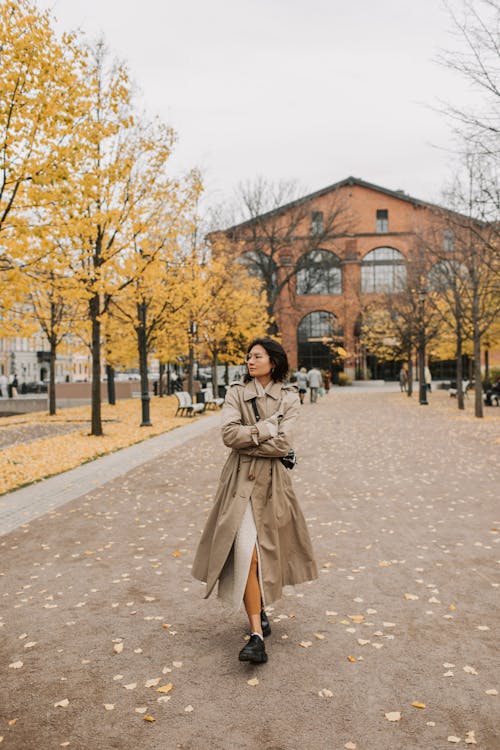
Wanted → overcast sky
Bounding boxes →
[39,0,480,207]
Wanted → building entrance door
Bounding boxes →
[297,311,344,379]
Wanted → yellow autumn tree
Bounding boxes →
[108,169,202,424]
[198,245,270,395]
[0,0,84,341]
[52,41,188,435]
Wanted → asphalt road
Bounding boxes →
[0,389,498,750]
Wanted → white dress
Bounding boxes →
[217,379,275,611]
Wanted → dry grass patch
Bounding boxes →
[0,397,202,494]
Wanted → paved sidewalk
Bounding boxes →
[0,391,498,750]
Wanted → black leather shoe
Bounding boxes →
[261,609,271,638]
[239,634,268,664]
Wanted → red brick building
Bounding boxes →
[223,176,497,381]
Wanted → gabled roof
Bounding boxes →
[224,176,441,234]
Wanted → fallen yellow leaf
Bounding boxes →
[347,655,357,663]
[144,715,155,722]
[156,683,173,694]
[247,677,259,686]
[411,702,426,709]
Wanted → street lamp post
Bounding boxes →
[418,287,428,406]
[187,320,197,399]
[138,299,152,427]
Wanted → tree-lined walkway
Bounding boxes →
[0,390,498,749]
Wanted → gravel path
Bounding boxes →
[0,390,498,749]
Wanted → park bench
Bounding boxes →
[174,391,205,417]
[484,384,500,406]
[201,386,224,410]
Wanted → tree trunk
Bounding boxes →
[188,342,195,399]
[90,293,103,436]
[418,338,428,406]
[484,347,489,388]
[473,327,483,418]
[137,301,151,426]
[212,352,219,398]
[106,364,116,405]
[407,352,413,397]
[49,335,57,416]
[158,362,165,397]
[456,337,464,411]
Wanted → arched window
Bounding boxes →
[238,250,278,293]
[296,250,342,295]
[428,260,469,292]
[361,247,406,293]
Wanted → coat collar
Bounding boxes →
[242,378,283,401]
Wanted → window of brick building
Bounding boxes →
[361,247,406,293]
[238,250,278,293]
[443,229,454,252]
[376,209,388,233]
[296,250,342,295]
[311,211,324,235]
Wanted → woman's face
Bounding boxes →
[246,345,272,380]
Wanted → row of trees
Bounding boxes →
[0,1,269,433]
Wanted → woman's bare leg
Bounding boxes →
[243,547,262,636]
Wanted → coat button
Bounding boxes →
[248,474,255,481]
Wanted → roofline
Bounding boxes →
[220,176,458,234]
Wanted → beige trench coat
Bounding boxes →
[191,378,318,605]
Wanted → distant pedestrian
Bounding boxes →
[295,366,308,404]
[192,337,318,666]
[307,366,322,403]
[399,367,408,392]
[0,373,7,398]
[11,374,18,398]
[323,370,332,392]
[424,365,432,393]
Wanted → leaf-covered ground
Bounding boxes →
[0,389,498,749]
[0,397,202,495]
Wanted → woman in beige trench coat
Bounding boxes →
[192,337,318,664]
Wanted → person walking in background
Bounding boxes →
[295,366,308,404]
[0,372,7,398]
[192,337,317,665]
[424,365,432,393]
[307,366,322,403]
[399,366,408,392]
[323,370,332,393]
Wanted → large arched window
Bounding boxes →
[238,250,278,293]
[297,311,344,371]
[428,260,469,292]
[361,247,406,293]
[296,250,342,295]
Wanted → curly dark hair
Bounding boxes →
[243,337,289,383]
